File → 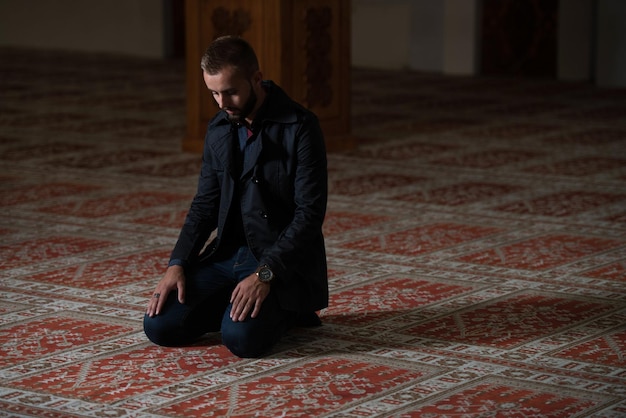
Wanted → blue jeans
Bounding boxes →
[143,247,296,357]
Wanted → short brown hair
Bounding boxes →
[200,36,259,78]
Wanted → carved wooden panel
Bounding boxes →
[481,0,558,77]
[291,1,344,121]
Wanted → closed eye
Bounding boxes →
[211,89,237,97]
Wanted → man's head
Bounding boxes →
[201,36,259,78]
[201,36,265,124]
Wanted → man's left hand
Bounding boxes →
[230,273,271,322]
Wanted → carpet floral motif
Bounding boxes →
[0,47,624,417]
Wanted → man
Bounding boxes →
[143,36,329,358]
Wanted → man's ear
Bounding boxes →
[252,70,263,85]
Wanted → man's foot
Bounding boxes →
[296,311,322,327]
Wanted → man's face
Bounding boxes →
[203,65,258,123]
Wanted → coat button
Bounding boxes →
[252,177,260,184]
[260,211,268,219]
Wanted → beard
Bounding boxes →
[227,81,257,124]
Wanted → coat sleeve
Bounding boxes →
[258,114,328,280]
[169,132,222,265]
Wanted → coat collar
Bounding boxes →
[207,126,235,176]
[207,80,298,177]
[210,80,298,130]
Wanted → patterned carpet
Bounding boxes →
[1,47,625,417]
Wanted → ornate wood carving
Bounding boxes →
[211,7,252,38]
[304,6,333,108]
[481,0,557,77]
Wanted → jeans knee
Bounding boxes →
[221,327,258,358]
[143,314,179,347]
[221,320,276,358]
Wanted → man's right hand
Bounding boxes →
[146,265,186,317]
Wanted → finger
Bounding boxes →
[230,286,240,304]
[235,304,246,322]
[155,290,167,316]
[231,298,244,321]
[231,294,250,322]
[147,291,161,317]
[250,300,261,319]
[229,291,239,319]
[177,280,185,304]
[229,285,243,318]
[237,299,256,322]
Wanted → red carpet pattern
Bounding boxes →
[1,47,625,417]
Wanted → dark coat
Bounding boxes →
[171,81,329,312]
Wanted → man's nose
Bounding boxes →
[214,95,224,108]
[216,96,231,109]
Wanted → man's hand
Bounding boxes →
[230,273,270,322]
[146,265,186,317]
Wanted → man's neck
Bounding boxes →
[245,87,267,127]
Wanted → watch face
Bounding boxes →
[258,267,273,283]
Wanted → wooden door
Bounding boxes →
[481,0,558,77]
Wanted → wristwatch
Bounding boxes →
[255,264,274,284]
